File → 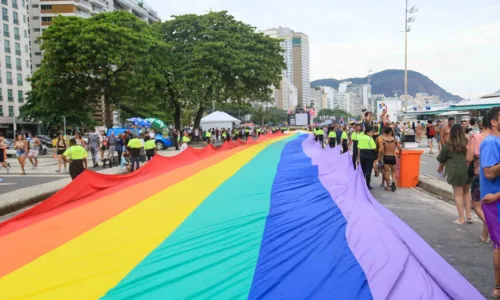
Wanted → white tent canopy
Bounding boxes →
[200,111,241,131]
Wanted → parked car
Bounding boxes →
[38,135,55,147]
[6,139,48,157]
[106,128,173,150]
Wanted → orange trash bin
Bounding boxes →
[397,149,424,188]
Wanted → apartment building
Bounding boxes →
[263,27,310,108]
[0,0,32,135]
[113,0,159,24]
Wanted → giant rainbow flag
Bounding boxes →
[0,133,485,299]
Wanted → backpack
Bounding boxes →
[428,125,436,137]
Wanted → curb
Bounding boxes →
[417,178,454,204]
[0,169,129,218]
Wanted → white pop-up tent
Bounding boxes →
[200,111,241,131]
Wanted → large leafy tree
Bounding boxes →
[156,11,285,130]
[21,11,168,128]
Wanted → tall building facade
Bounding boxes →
[263,27,310,109]
[0,0,32,133]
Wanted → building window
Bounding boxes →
[41,17,52,22]
[24,44,28,53]
[36,64,41,68]
[2,8,8,21]
[15,43,20,55]
[34,52,41,56]
[1,0,6,6]
[6,71,12,84]
[12,0,17,9]
[8,105,14,117]
[4,40,10,53]
[17,73,22,85]
[24,29,27,38]
[40,5,51,11]
[18,90,23,102]
[23,14,26,23]
[32,4,38,8]
[25,59,28,68]
[0,88,2,100]
[16,58,21,70]
[0,105,3,117]
[5,56,11,69]
[14,27,19,40]
[2,24,8,37]
[32,16,39,20]
[13,12,18,24]
[33,28,40,32]
[7,89,13,101]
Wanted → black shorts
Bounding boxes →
[0,151,4,163]
[383,155,397,166]
[57,149,66,155]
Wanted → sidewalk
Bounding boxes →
[0,149,181,217]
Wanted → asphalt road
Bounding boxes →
[372,186,492,298]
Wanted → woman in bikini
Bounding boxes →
[56,134,67,173]
[14,134,28,175]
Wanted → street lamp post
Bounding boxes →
[63,116,66,137]
[404,0,418,112]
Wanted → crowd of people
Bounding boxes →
[311,107,500,296]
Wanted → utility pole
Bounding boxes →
[63,116,66,137]
[404,0,418,112]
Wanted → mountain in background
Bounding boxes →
[311,69,463,102]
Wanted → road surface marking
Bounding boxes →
[420,161,428,164]
[0,183,16,186]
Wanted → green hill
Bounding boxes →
[311,69,463,102]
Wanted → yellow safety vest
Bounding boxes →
[341,132,348,140]
[128,138,142,149]
[328,131,336,138]
[63,145,87,160]
[351,132,359,141]
[357,134,376,150]
[206,131,212,138]
[182,136,190,143]
[317,129,325,135]
[144,140,156,150]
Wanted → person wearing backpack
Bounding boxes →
[426,120,436,154]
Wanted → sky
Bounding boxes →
[147,0,500,99]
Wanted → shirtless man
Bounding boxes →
[440,117,455,146]
[379,126,402,192]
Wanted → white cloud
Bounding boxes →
[147,0,500,98]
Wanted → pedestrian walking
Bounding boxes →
[340,126,348,153]
[28,132,41,170]
[436,123,472,224]
[328,128,336,149]
[479,107,500,298]
[62,138,88,180]
[55,134,67,173]
[466,113,490,244]
[107,131,117,160]
[350,124,362,168]
[379,126,402,192]
[0,134,10,173]
[426,120,436,154]
[317,127,325,148]
[99,130,108,162]
[127,134,142,172]
[14,133,28,175]
[88,132,100,168]
[358,126,377,190]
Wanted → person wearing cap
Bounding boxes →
[357,126,377,190]
[62,138,88,180]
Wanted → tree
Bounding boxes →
[316,109,353,122]
[156,11,285,130]
[23,11,169,128]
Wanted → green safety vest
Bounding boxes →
[144,140,156,150]
[63,145,87,160]
[357,135,376,150]
[128,138,142,149]
[182,136,190,143]
[317,129,324,135]
[341,132,348,140]
[206,131,212,138]
[328,131,336,138]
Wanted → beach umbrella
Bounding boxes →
[145,118,168,133]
